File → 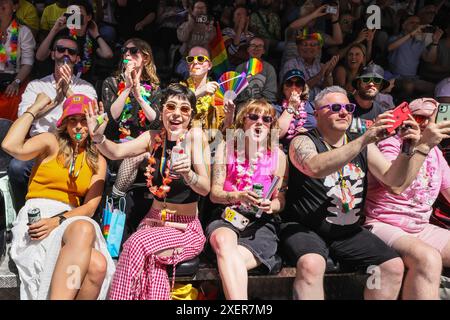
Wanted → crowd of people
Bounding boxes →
[0,0,450,300]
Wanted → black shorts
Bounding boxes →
[205,208,281,273]
[280,221,399,270]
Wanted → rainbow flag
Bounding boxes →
[246,58,263,76]
[209,22,230,80]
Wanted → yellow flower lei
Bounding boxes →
[186,77,212,114]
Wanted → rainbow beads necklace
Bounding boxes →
[0,19,19,68]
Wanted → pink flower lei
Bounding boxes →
[282,99,307,138]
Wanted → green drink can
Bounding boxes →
[252,183,264,213]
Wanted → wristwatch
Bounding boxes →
[58,215,67,225]
[286,107,296,115]
[13,79,21,86]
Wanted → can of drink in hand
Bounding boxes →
[169,145,184,179]
[252,184,264,213]
[27,208,41,225]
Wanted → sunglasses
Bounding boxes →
[360,77,383,85]
[164,103,192,115]
[121,46,139,55]
[318,103,356,113]
[285,78,304,88]
[413,114,429,125]
[55,45,78,56]
[297,41,321,47]
[185,55,210,64]
[246,113,273,124]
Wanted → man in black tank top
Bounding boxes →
[281,86,439,300]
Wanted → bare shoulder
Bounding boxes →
[289,135,318,167]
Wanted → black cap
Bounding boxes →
[352,63,390,90]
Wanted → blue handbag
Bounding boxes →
[102,196,126,258]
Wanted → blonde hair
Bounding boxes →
[117,38,160,85]
[55,120,99,174]
[233,99,279,150]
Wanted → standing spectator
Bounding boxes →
[115,0,158,44]
[281,31,339,102]
[364,98,450,299]
[16,0,39,37]
[39,0,67,37]
[222,6,254,67]
[387,15,443,96]
[0,0,36,121]
[334,43,367,93]
[176,1,216,57]
[102,38,161,200]
[36,1,113,83]
[235,37,277,105]
[7,35,97,211]
[435,77,450,104]
[2,93,115,300]
[249,0,281,56]
[348,63,393,136]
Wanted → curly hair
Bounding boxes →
[116,38,160,85]
[55,120,99,174]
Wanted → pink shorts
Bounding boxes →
[366,221,450,253]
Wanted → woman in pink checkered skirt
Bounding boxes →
[86,83,211,299]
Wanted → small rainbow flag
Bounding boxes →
[246,58,263,77]
[209,22,230,80]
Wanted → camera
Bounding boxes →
[422,25,436,33]
[325,5,338,15]
[195,14,209,24]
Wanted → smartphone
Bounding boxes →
[195,14,209,24]
[386,102,411,134]
[325,5,338,14]
[436,104,450,124]
[221,207,250,231]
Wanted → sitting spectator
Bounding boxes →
[181,46,223,138]
[2,93,115,300]
[8,35,97,212]
[115,0,158,44]
[102,38,161,200]
[207,99,288,300]
[235,37,277,105]
[281,86,438,300]
[87,83,211,300]
[0,0,36,121]
[219,0,247,29]
[39,0,67,38]
[275,69,316,152]
[176,0,216,57]
[281,30,339,101]
[16,0,39,37]
[222,6,254,67]
[387,15,443,96]
[364,98,450,299]
[36,1,113,83]
[435,77,450,104]
[348,63,393,136]
[249,0,281,57]
[334,43,367,93]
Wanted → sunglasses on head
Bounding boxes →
[55,45,78,55]
[360,77,383,84]
[185,55,210,64]
[318,103,356,113]
[164,103,192,115]
[121,46,139,55]
[285,78,304,88]
[246,113,273,124]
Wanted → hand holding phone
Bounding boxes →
[436,104,450,124]
[386,102,411,134]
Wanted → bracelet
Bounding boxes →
[23,111,35,120]
[92,135,106,145]
[331,20,339,24]
[184,171,198,186]
[414,148,429,157]
[95,35,102,42]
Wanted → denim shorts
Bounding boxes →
[205,207,281,273]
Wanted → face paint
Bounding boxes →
[75,133,82,141]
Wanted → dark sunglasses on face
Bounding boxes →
[55,45,78,55]
[121,46,139,55]
[318,103,356,114]
[164,103,192,115]
[246,113,273,124]
[413,114,429,125]
[185,55,210,64]
[360,77,383,85]
[285,78,304,88]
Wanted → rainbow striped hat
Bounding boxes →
[296,28,324,47]
[57,94,92,127]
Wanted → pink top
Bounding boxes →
[364,135,450,233]
[224,149,278,197]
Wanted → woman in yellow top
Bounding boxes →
[1,93,115,300]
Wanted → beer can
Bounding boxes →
[251,184,264,213]
[28,208,41,225]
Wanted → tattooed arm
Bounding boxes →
[289,134,366,179]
